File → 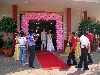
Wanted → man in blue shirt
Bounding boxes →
[28,30,37,68]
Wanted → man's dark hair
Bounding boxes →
[78,31,84,37]
[43,27,46,29]
[86,28,91,33]
[28,30,33,34]
[72,31,75,35]
[43,27,46,30]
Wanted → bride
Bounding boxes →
[47,30,55,51]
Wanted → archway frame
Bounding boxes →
[21,12,63,50]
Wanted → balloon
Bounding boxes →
[21,12,63,50]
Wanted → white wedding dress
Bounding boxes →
[47,34,55,52]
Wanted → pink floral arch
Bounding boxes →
[21,12,63,50]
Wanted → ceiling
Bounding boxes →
[0,0,100,20]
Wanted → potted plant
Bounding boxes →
[0,35,4,54]
[0,16,17,56]
[78,20,96,33]
[2,38,14,57]
[94,23,100,49]
[2,44,14,57]
[78,20,98,51]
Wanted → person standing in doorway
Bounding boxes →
[86,28,93,65]
[41,27,47,50]
[28,30,38,68]
[47,30,55,51]
[76,31,90,70]
[67,32,77,66]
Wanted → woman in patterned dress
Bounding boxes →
[75,33,81,58]
[65,31,72,56]
[13,32,20,61]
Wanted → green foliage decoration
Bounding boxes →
[95,23,100,35]
[0,16,17,33]
[78,20,99,34]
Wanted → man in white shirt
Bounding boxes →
[41,27,47,50]
[75,31,90,70]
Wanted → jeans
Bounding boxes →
[19,47,26,64]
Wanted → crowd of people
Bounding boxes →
[13,27,55,68]
[13,30,36,68]
[65,28,93,70]
[12,27,94,70]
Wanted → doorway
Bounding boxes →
[29,20,57,50]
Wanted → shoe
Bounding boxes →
[29,65,35,68]
[29,64,35,68]
[22,64,25,65]
[83,68,89,70]
[75,66,82,68]
[88,61,93,65]
[72,62,77,65]
[25,63,28,65]
[66,64,71,67]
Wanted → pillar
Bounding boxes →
[88,17,91,20]
[12,5,17,47]
[83,11,87,20]
[67,8,71,40]
[64,8,71,50]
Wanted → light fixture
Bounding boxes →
[36,23,37,24]
[25,1,27,3]
[38,23,40,24]
[66,2,68,6]
[51,23,52,24]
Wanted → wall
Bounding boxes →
[19,7,67,40]
[71,9,82,32]
[0,6,82,42]
[91,18,97,23]
[0,6,13,41]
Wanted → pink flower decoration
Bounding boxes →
[21,12,63,50]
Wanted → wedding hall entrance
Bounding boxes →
[28,20,57,50]
[20,12,63,51]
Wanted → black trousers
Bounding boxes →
[28,45,35,66]
[87,43,93,62]
[78,48,88,69]
[67,51,77,65]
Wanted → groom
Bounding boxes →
[41,27,47,50]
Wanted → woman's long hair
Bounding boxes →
[20,31,24,37]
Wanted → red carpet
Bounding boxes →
[36,50,50,53]
[36,50,70,70]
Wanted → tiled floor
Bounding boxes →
[0,50,100,75]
